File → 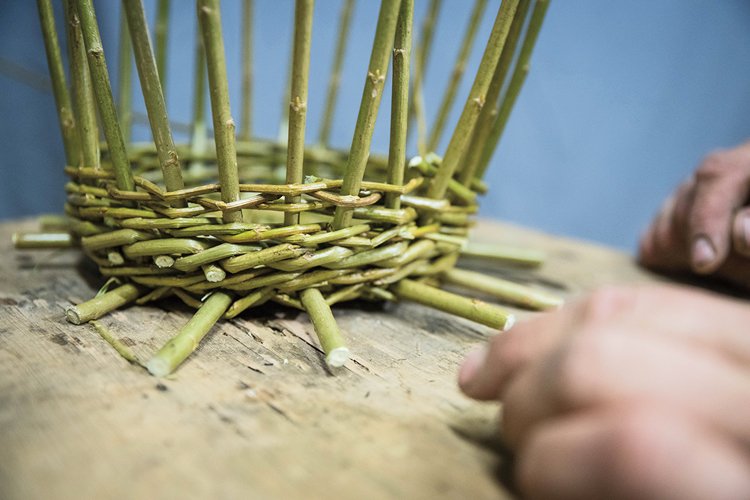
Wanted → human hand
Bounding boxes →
[458,284,750,500]
[639,141,750,289]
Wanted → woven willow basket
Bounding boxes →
[27,0,556,375]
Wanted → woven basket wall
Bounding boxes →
[33,0,553,375]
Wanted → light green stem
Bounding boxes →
[124,0,185,197]
[407,0,441,149]
[476,0,549,180]
[284,0,315,226]
[332,0,402,229]
[13,232,73,249]
[385,0,413,210]
[74,0,133,190]
[461,241,545,267]
[459,0,530,186]
[318,0,355,146]
[66,283,142,324]
[198,0,242,222]
[392,278,514,330]
[64,0,99,170]
[147,291,232,377]
[427,0,519,200]
[239,0,253,140]
[427,0,487,153]
[37,0,80,166]
[154,0,169,96]
[300,288,349,368]
[443,268,562,310]
[117,5,133,145]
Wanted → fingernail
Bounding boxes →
[692,236,717,272]
[459,345,488,390]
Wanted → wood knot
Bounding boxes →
[290,96,307,113]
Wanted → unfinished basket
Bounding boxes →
[24,0,557,375]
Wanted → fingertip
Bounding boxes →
[458,345,488,395]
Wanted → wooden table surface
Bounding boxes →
[0,218,661,500]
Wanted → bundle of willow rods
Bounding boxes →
[23,0,557,376]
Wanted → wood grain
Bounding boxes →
[0,218,661,499]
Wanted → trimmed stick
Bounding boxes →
[66,283,142,325]
[476,0,549,180]
[426,0,487,152]
[332,0,402,229]
[318,0,355,146]
[443,268,562,310]
[74,0,134,190]
[461,241,545,267]
[154,0,170,95]
[123,0,185,197]
[284,0,315,226]
[37,0,80,166]
[426,0,520,200]
[117,5,133,145]
[91,320,142,366]
[384,0,413,210]
[239,0,254,140]
[458,0,530,186]
[147,291,232,377]
[198,0,242,223]
[13,232,73,249]
[64,0,99,170]
[392,279,515,330]
[300,288,349,368]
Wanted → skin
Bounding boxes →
[639,141,750,289]
[459,285,750,499]
[460,143,750,498]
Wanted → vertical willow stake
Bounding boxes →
[190,28,207,163]
[458,0,530,186]
[37,0,79,166]
[74,0,133,190]
[124,0,185,199]
[407,0,441,149]
[318,0,355,146]
[154,0,170,96]
[426,0,487,153]
[332,0,402,230]
[64,0,99,170]
[427,0,519,200]
[198,0,242,223]
[476,0,549,181]
[117,7,133,145]
[284,0,314,226]
[385,0,413,210]
[239,0,253,141]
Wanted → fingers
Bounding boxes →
[639,179,694,272]
[517,406,750,500]
[459,284,750,402]
[500,327,750,449]
[687,150,750,274]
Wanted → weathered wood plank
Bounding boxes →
[0,218,660,499]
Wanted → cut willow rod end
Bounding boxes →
[326,346,350,368]
[146,356,171,378]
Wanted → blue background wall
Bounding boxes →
[1,0,749,250]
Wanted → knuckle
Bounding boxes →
[552,333,604,407]
[579,286,635,326]
[695,152,731,182]
[604,407,676,487]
